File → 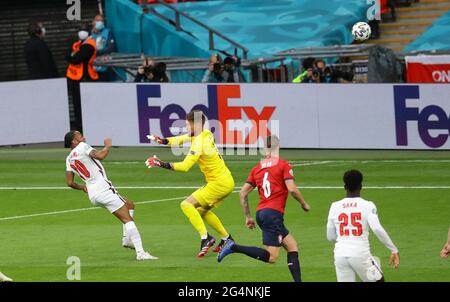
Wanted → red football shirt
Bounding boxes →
[246,156,295,214]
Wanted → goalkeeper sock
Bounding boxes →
[231,244,270,263]
[203,210,229,239]
[124,221,144,254]
[287,251,302,282]
[180,200,208,238]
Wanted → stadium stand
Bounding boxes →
[106,0,368,60]
[366,0,450,52]
[0,0,99,82]
[404,9,450,52]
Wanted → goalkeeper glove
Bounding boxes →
[145,155,173,170]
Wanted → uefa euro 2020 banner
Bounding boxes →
[80,83,450,150]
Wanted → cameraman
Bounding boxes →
[314,59,354,83]
[135,60,169,82]
[301,67,321,83]
[223,56,243,83]
[135,57,155,82]
[202,54,227,83]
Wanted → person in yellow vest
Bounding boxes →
[66,24,99,132]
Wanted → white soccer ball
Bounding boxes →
[352,22,371,42]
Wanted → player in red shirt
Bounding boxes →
[217,135,310,282]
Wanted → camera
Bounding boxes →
[213,62,223,74]
[312,68,321,78]
[143,65,153,75]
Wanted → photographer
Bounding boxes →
[135,58,169,83]
[301,67,321,83]
[202,54,227,83]
[315,59,354,83]
[223,56,243,83]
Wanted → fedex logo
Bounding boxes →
[137,85,276,145]
[394,86,450,148]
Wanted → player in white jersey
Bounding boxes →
[64,130,158,261]
[326,170,400,282]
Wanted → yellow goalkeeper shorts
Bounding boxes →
[192,176,235,209]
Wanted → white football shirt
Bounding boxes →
[66,142,114,198]
[327,197,398,258]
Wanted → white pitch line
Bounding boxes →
[1,186,450,191]
[0,190,242,222]
[0,196,186,222]
[292,161,333,167]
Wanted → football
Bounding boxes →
[352,21,371,42]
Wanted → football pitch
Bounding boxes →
[0,147,449,282]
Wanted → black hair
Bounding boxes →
[224,56,235,66]
[302,57,315,70]
[343,169,363,193]
[64,130,77,148]
[313,59,326,67]
[79,22,91,33]
[186,110,206,126]
[28,21,42,37]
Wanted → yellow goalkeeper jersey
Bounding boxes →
[167,129,232,183]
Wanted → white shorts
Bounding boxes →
[89,189,126,213]
[334,256,383,282]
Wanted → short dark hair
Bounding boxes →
[343,169,363,192]
[64,130,77,148]
[313,59,326,67]
[28,21,42,37]
[223,56,235,66]
[302,57,315,70]
[186,110,206,126]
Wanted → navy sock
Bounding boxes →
[287,251,302,282]
[231,244,270,263]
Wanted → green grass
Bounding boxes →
[0,147,449,281]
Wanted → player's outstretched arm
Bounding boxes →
[147,134,190,146]
[90,138,112,161]
[240,183,256,229]
[367,210,400,268]
[147,135,169,145]
[440,227,450,259]
[285,179,310,212]
[66,171,87,193]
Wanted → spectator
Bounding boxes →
[308,59,354,83]
[202,54,228,83]
[66,23,99,132]
[223,56,243,83]
[91,14,116,81]
[152,62,169,82]
[24,21,58,79]
[135,58,169,83]
[292,57,315,83]
[301,67,321,83]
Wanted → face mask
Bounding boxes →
[40,27,46,37]
[78,30,89,41]
[95,21,104,31]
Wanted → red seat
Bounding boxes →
[380,0,389,14]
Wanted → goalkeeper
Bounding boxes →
[145,110,235,257]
